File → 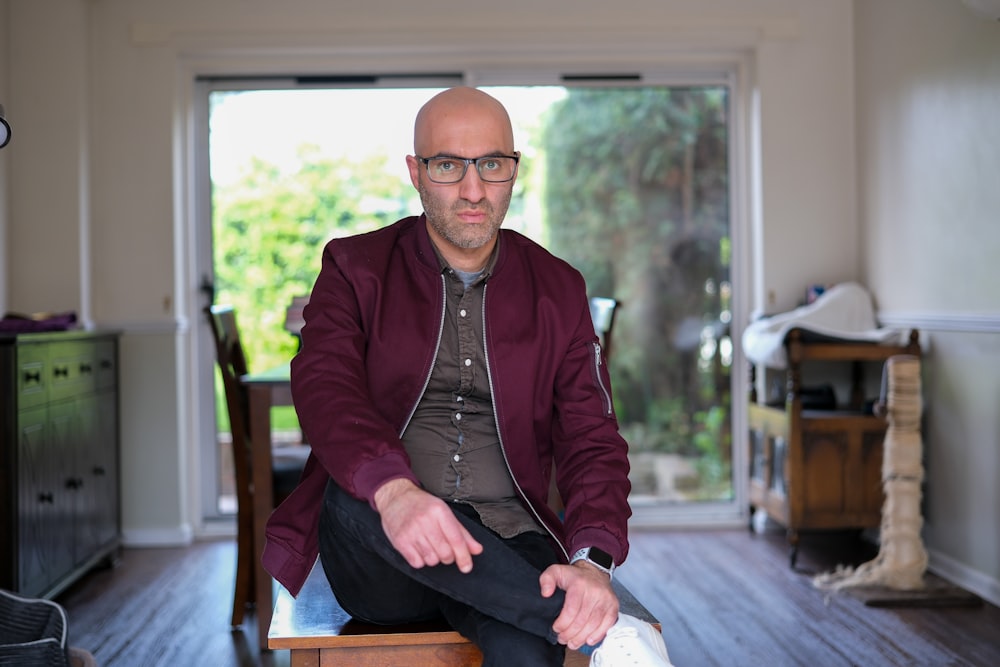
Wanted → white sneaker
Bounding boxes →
[589,613,674,666]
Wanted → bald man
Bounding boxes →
[265,87,671,666]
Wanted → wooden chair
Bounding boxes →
[589,297,619,362]
[205,304,308,628]
[269,561,660,667]
[283,295,309,350]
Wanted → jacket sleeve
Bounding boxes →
[291,238,420,507]
[550,295,632,566]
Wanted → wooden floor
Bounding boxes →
[56,526,1000,667]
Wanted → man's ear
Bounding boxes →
[405,155,422,189]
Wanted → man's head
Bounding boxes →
[406,87,518,265]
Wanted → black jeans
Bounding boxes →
[318,481,567,667]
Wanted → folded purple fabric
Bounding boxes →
[0,312,78,333]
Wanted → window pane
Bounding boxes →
[207,82,734,516]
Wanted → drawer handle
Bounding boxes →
[92,466,107,476]
[80,363,93,374]
[54,366,69,378]
[66,477,84,490]
[23,370,41,384]
[100,360,113,370]
[38,492,54,504]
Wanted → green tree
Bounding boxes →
[543,87,731,478]
[212,146,418,374]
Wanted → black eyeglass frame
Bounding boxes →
[415,153,520,184]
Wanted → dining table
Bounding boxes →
[240,361,294,650]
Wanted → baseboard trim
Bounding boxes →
[194,518,237,540]
[928,547,1000,608]
[121,524,194,548]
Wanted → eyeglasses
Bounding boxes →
[416,154,519,184]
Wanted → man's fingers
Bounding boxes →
[557,599,614,649]
[539,570,557,598]
[385,495,483,573]
[399,533,437,569]
[541,563,619,649]
[562,603,603,649]
[437,514,483,573]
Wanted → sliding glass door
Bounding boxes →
[197,73,741,525]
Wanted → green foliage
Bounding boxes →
[543,86,733,499]
[212,147,418,374]
[691,405,733,500]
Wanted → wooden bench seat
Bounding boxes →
[269,562,659,667]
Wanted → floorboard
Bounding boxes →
[56,526,1000,667]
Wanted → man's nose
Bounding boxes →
[457,165,486,201]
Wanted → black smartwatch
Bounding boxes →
[570,546,616,578]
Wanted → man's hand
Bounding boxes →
[373,478,483,573]
[539,561,619,650]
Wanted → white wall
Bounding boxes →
[754,2,858,314]
[855,0,1000,602]
[6,1,90,320]
[3,0,997,604]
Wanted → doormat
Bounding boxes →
[843,574,982,608]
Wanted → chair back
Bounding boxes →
[205,303,309,629]
[284,295,309,338]
[284,295,309,351]
[589,297,618,361]
[205,304,253,522]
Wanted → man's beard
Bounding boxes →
[419,182,511,250]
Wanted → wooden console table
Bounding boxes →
[748,328,921,567]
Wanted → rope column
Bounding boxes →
[815,354,928,591]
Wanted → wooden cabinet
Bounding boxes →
[747,328,920,567]
[0,331,121,598]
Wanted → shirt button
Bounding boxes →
[453,454,461,462]
[464,358,472,367]
[459,309,467,317]
[455,413,462,420]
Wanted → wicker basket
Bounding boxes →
[0,589,70,667]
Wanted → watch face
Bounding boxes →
[589,547,614,570]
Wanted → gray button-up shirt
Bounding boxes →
[401,245,543,538]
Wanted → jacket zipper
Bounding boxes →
[593,342,613,417]
[398,275,448,437]
[481,283,569,561]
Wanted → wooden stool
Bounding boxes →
[269,563,659,667]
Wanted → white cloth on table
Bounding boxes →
[741,282,906,369]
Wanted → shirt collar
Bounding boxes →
[431,236,500,281]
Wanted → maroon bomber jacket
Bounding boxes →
[262,215,631,596]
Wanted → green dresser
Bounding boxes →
[0,331,121,598]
